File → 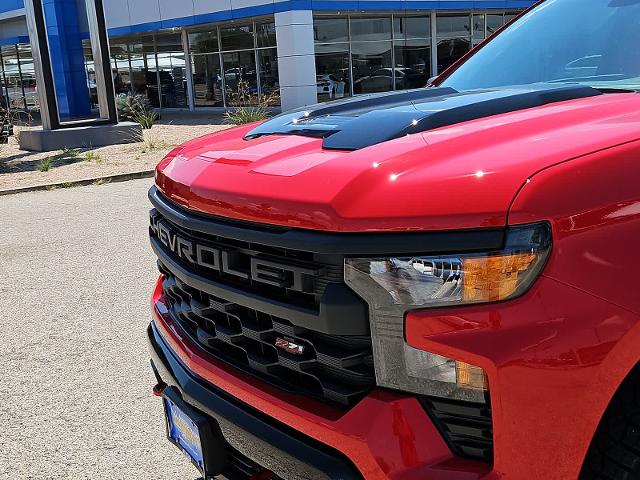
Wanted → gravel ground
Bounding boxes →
[0,114,231,192]
[0,179,200,479]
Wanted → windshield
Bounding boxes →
[441,0,640,92]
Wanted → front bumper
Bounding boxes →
[149,289,491,480]
[149,322,363,480]
[148,266,640,480]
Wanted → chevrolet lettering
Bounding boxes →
[150,214,318,293]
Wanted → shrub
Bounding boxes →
[224,107,272,125]
[134,110,160,130]
[140,132,169,152]
[61,147,80,158]
[116,93,156,125]
[84,151,102,163]
[224,79,279,125]
[0,105,12,145]
[38,156,55,172]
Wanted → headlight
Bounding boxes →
[344,223,551,402]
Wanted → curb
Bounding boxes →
[0,169,155,196]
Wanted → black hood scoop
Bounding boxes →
[245,84,601,151]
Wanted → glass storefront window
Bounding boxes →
[156,34,188,108]
[220,24,254,51]
[223,50,258,105]
[437,38,471,73]
[130,38,159,107]
[17,44,37,110]
[350,17,392,42]
[1,46,23,109]
[110,43,132,95]
[0,52,7,110]
[394,16,431,90]
[258,48,280,104]
[487,14,504,36]
[352,41,393,94]
[350,16,393,94]
[314,17,349,43]
[256,22,276,48]
[394,41,430,90]
[0,49,9,109]
[192,53,224,107]
[473,14,486,43]
[315,43,350,101]
[394,16,430,39]
[436,14,471,38]
[106,17,283,110]
[83,40,98,110]
[189,30,219,54]
[436,14,472,73]
[505,13,518,23]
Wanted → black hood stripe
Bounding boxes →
[245,84,601,151]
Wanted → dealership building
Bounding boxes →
[0,0,533,116]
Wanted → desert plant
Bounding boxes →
[116,93,159,129]
[38,156,55,172]
[93,178,112,186]
[0,105,12,145]
[61,147,80,158]
[224,107,272,125]
[84,151,102,162]
[134,110,160,129]
[116,93,155,122]
[224,79,279,125]
[141,132,169,152]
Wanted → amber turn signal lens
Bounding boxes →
[462,252,538,303]
[456,361,489,391]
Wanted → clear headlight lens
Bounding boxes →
[344,223,551,402]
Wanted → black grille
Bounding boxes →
[420,397,494,463]
[150,203,375,408]
[160,267,375,407]
[150,210,343,311]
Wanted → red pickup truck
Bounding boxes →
[147,1,640,478]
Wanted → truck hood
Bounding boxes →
[156,87,640,232]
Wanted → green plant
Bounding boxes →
[85,151,102,163]
[142,132,169,152]
[38,156,55,172]
[0,105,11,145]
[224,79,279,125]
[61,147,80,158]
[116,93,159,129]
[224,107,272,125]
[134,110,160,130]
[116,93,153,121]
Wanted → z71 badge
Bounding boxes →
[274,338,305,356]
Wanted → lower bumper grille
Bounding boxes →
[421,396,494,463]
[159,264,375,407]
[224,450,282,480]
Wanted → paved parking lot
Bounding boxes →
[0,180,198,479]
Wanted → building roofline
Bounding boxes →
[0,0,533,43]
[107,0,533,38]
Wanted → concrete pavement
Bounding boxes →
[0,180,199,479]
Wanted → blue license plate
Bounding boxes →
[164,398,205,472]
